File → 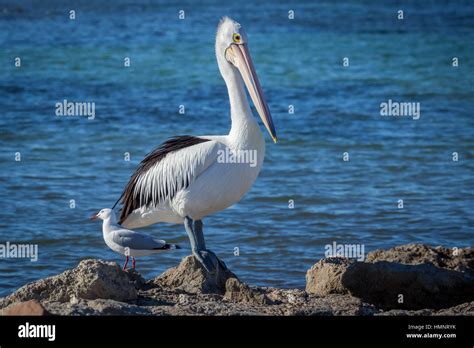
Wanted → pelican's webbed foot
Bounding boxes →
[193,250,218,272]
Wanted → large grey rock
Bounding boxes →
[0,259,140,309]
[305,257,353,296]
[342,261,474,310]
[367,244,474,276]
[151,254,236,294]
[306,244,474,310]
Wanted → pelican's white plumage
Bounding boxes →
[114,17,276,271]
[121,133,265,228]
[128,139,224,226]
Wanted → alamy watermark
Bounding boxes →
[325,241,365,261]
[55,99,95,120]
[217,148,257,167]
[0,241,38,262]
[18,322,55,341]
[380,99,420,120]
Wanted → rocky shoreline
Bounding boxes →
[1,244,473,316]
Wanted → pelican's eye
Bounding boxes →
[233,33,241,43]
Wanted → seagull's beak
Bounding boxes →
[90,214,98,221]
[226,43,277,143]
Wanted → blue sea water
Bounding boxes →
[0,0,473,296]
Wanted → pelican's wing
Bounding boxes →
[115,135,223,224]
[111,229,167,250]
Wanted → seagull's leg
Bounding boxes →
[132,257,136,269]
[123,256,129,270]
[184,216,214,272]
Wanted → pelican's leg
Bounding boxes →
[184,216,215,272]
[184,216,199,253]
[194,220,206,250]
[194,219,227,271]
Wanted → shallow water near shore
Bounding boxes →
[0,1,473,296]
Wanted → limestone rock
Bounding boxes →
[152,254,236,294]
[0,244,472,316]
[305,257,353,296]
[306,245,474,310]
[2,299,50,316]
[367,244,474,276]
[224,277,273,305]
[342,261,474,310]
[44,298,151,316]
[0,259,140,308]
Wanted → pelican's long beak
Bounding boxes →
[226,43,277,143]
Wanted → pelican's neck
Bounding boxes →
[220,60,261,148]
[226,71,252,122]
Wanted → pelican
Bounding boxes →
[113,17,277,272]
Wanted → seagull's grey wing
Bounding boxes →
[111,229,167,250]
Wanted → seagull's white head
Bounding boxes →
[90,208,115,222]
[215,16,277,143]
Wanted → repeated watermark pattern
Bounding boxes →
[325,241,365,261]
[0,242,38,262]
[217,148,258,167]
[55,99,95,120]
[380,99,420,120]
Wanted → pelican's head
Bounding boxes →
[216,17,277,143]
[90,208,114,221]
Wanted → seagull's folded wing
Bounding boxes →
[112,229,167,250]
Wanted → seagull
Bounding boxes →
[113,17,277,272]
[90,208,180,270]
